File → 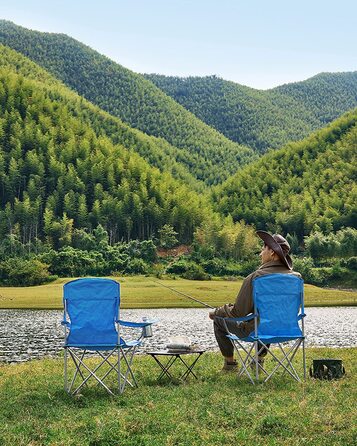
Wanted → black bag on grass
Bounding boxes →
[309,359,345,380]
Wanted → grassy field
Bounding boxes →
[0,276,356,309]
[0,348,355,445]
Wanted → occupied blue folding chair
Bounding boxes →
[62,278,155,395]
[225,274,306,384]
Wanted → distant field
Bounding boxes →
[0,276,356,309]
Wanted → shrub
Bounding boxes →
[292,257,344,286]
[182,263,210,280]
[39,247,107,277]
[292,256,320,284]
[125,258,149,274]
[311,267,332,286]
[165,259,210,280]
[126,239,157,262]
[235,258,260,277]
[0,258,55,286]
[166,259,192,275]
[304,232,338,259]
[190,244,216,262]
[199,257,259,277]
[201,258,226,275]
[304,227,357,259]
[151,263,165,278]
[102,247,129,273]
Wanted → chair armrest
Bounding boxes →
[61,320,70,326]
[215,314,257,322]
[118,319,158,328]
[298,313,306,320]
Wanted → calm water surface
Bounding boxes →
[0,307,356,363]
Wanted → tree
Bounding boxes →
[157,224,179,249]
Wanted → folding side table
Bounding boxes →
[147,349,205,381]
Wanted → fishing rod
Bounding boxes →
[151,279,215,309]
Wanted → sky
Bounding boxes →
[1,0,357,89]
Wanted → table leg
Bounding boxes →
[150,354,179,381]
[178,353,203,380]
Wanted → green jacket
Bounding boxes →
[214,260,301,337]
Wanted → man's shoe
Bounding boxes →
[221,360,238,372]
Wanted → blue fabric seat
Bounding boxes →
[225,274,306,384]
[62,278,156,395]
[230,334,304,343]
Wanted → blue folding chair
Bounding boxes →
[225,274,306,384]
[62,278,155,395]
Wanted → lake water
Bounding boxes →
[0,307,356,363]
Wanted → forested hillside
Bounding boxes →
[0,20,254,185]
[0,44,205,191]
[213,110,357,239]
[145,73,357,153]
[0,48,216,248]
[274,72,357,124]
[0,26,355,286]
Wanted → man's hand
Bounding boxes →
[209,311,216,320]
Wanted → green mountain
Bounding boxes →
[0,44,204,192]
[0,45,214,246]
[0,20,254,186]
[213,109,357,239]
[145,73,357,153]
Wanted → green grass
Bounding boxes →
[0,276,356,309]
[0,348,356,445]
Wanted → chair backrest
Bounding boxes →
[253,274,304,338]
[63,278,120,346]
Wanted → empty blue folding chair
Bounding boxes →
[225,274,306,384]
[62,278,155,395]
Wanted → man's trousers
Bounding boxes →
[213,317,269,358]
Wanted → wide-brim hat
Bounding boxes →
[256,230,293,270]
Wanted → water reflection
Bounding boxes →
[0,307,356,363]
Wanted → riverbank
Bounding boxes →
[0,276,356,309]
[0,348,355,445]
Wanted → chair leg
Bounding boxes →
[94,349,136,393]
[68,350,87,393]
[302,338,306,380]
[280,341,302,381]
[97,350,127,384]
[118,347,121,393]
[264,341,301,382]
[64,347,68,392]
[70,351,115,395]
[229,336,305,384]
[278,343,299,378]
[255,341,259,381]
[65,346,140,395]
[120,347,138,393]
[233,342,256,384]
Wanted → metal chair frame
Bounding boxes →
[224,274,306,384]
[62,278,154,395]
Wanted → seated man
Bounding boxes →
[209,231,301,371]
